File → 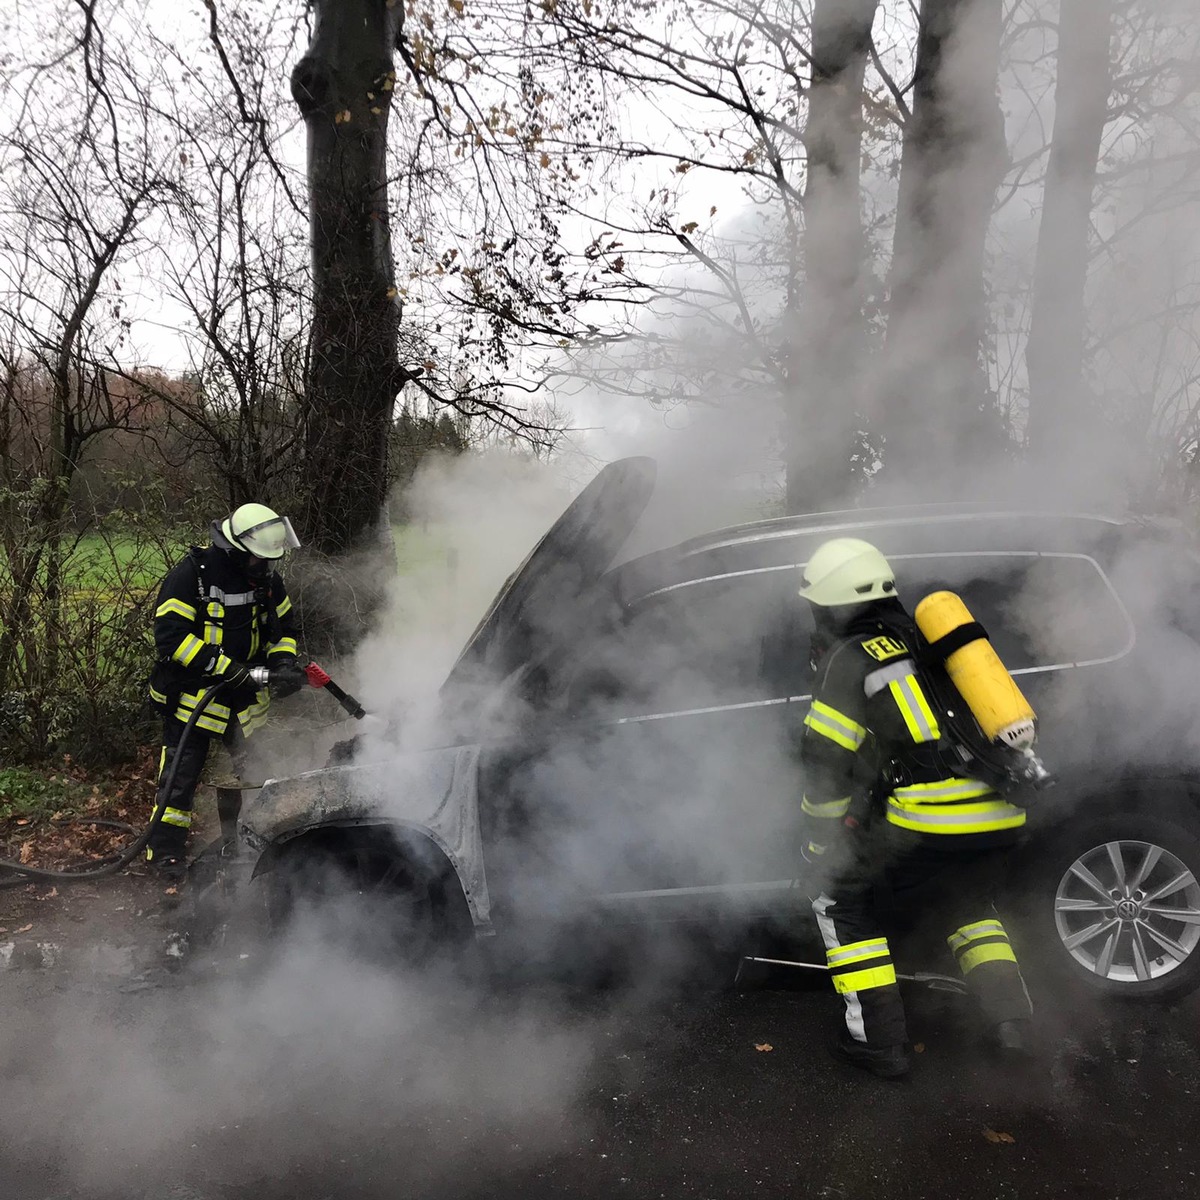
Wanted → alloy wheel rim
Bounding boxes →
[1054,839,1200,983]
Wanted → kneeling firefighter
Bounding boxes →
[146,504,306,879]
[797,538,1037,1080]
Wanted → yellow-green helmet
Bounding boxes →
[799,537,896,607]
[220,503,300,560]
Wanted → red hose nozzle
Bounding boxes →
[305,661,333,688]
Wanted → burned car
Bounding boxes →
[240,458,1200,1002]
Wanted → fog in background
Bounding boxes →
[7,1,1200,1196]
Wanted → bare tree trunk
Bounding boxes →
[785,0,880,514]
[1026,0,1114,462]
[291,0,409,556]
[878,0,1008,486]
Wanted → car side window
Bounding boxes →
[563,572,811,718]
[903,553,1133,671]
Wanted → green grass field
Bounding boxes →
[0,529,185,599]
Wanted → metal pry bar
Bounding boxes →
[735,955,969,994]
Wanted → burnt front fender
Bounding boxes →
[239,743,492,932]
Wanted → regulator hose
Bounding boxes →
[0,684,223,886]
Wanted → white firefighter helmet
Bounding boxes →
[221,503,301,560]
[799,537,896,607]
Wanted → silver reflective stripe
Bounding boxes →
[887,800,1024,825]
[893,779,995,801]
[863,659,915,698]
[826,939,889,967]
[802,795,852,818]
[892,673,938,742]
[806,701,867,745]
[813,893,866,1043]
[208,586,257,606]
[948,920,1006,951]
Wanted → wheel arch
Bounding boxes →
[252,819,481,935]
[1030,769,1200,838]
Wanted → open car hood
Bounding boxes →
[442,456,656,692]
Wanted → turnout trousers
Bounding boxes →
[813,831,1032,1048]
[146,716,247,862]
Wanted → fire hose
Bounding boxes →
[0,661,369,886]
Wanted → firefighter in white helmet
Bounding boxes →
[145,503,306,879]
[797,537,1033,1079]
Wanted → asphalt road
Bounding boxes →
[3,926,1199,1200]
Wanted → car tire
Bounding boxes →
[1021,812,1200,1004]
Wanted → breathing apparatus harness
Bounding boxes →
[868,604,1053,804]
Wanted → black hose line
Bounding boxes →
[0,684,223,886]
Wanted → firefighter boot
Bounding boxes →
[145,850,188,884]
[992,1018,1034,1059]
[834,1032,912,1080]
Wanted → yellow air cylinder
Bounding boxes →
[914,591,1037,750]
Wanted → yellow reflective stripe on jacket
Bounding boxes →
[832,963,897,994]
[178,691,232,719]
[886,798,1026,834]
[826,937,890,969]
[149,686,168,706]
[959,942,1018,973]
[238,690,272,735]
[268,636,298,657]
[204,600,224,645]
[804,701,867,752]
[157,806,192,829]
[947,919,1007,952]
[156,598,197,621]
[173,705,227,734]
[893,778,995,803]
[802,795,852,819]
[172,634,206,666]
[276,595,293,618]
[888,673,941,743]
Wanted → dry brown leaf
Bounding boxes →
[754,1043,773,1052]
[15,818,29,826]
[40,887,58,900]
[983,1128,1016,1145]
[15,923,32,933]
[18,841,33,864]
[913,1043,926,1054]
[164,886,178,896]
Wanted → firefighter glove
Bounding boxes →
[222,661,256,690]
[269,660,306,698]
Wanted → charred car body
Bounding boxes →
[241,458,1200,1002]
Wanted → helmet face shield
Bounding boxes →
[217,504,299,562]
[237,514,300,559]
